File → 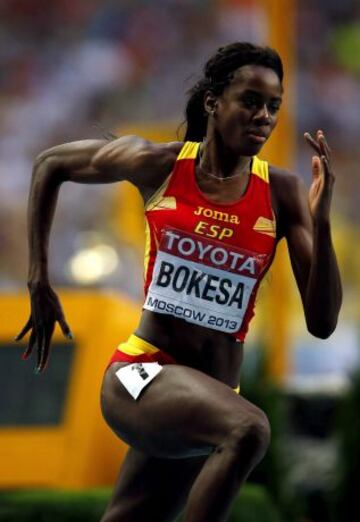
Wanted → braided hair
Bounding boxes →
[184,42,283,142]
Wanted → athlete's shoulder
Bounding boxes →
[269,164,298,182]
[149,140,184,166]
[112,136,183,166]
[269,165,306,199]
[91,136,183,191]
[134,140,183,202]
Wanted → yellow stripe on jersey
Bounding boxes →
[177,141,201,161]
[145,175,172,212]
[143,216,151,280]
[147,196,176,212]
[253,216,276,238]
[117,334,160,356]
[252,156,269,183]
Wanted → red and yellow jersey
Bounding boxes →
[142,141,277,341]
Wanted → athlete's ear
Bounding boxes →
[204,91,218,117]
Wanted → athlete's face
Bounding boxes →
[207,65,283,156]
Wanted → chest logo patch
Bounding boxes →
[253,216,276,238]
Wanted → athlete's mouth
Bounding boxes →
[246,130,268,144]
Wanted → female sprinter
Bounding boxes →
[16,42,342,521]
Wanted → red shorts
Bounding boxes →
[107,334,240,394]
[107,334,177,369]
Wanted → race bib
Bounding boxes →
[144,227,269,333]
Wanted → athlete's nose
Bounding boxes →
[255,104,270,122]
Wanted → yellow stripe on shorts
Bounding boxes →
[117,334,160,356]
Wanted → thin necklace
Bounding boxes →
[198,141,252,182]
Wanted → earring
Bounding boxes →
[205,108,216,118]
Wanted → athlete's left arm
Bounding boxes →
[272,130,342,339]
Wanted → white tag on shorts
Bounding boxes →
[115,362,163,400]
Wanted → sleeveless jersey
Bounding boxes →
[142,141,277,341]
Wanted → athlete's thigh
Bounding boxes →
[102,447,206,522]
[101,362,261,458]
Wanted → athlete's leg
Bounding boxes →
[101,363,270,521]
[183,418,268,521]
[101,447,206,522]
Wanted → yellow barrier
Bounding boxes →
[0,291,141,489]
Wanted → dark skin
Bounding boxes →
[15,65,342,521]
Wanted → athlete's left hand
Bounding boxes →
[304,130,335,223]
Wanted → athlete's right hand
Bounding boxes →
[14,283,73,373]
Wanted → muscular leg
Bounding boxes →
[101,447,206,522]
[184,418,269,521]
[101,363,270,522]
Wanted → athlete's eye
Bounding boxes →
[268,103,281,115]
[242,96,260,109]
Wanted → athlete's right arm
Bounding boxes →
[36,136,182,191]
[14,136,182,372]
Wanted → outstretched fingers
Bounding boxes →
[306,130,334,185]
[16,286,73,373]
[58,312,74,340]
[304,132,321,155]
[317,131,331,162]
[321,155,335,189]
[14,316,32,341]
[36,324,55,373]
[35,328,45,372]
[21,328,37,360]
[317,130,331,150]
[304,130,331,159]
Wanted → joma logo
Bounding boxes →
[194,206,240,224]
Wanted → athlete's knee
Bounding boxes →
[224,408,271,463]
[243,409,271,458]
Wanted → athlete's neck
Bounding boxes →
[199,138,252,181]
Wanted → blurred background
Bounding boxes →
[0,0,359,521]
